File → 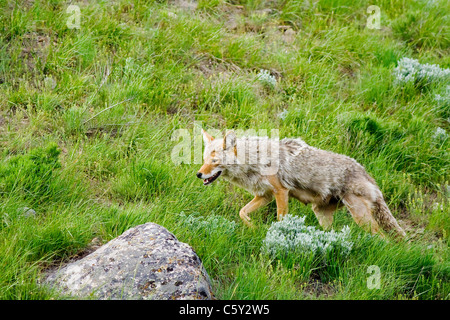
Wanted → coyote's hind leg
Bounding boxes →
[312,203,338,230]
[342,194,382,236]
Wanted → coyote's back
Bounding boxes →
[197,130,406,239]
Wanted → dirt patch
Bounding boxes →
[169,0,198,11]
[301,279,335,298]
[398,217,442,243]
[20,32,51,73]
[193,52,242,80]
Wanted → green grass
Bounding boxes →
[0,0,449,300]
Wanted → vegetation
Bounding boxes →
[0,0,448,300]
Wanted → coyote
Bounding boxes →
[196,129,406,239]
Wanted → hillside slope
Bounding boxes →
[0,0,448,299]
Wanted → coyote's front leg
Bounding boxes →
[273,189,289,221]
[239,195,271,228]
[267,175,289,221]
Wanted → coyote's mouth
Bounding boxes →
[203,171,222,185]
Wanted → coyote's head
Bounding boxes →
[196,129,237,185]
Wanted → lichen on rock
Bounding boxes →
[45,223,213,300]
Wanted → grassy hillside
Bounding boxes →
[0,0,449,299]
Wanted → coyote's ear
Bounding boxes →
[202,129,214,145]
[223,130,237,150]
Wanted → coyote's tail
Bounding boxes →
[372,195,406,239]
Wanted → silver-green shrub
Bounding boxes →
[393,58,450,86]
[262,215,353,258]
[178,212,237,237]
[432,127,448,144]
[256,69,277,88]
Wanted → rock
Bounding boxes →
[46,223,214,300]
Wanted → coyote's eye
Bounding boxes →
[211,158,218,164]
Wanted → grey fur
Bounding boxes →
[201,132,406,238]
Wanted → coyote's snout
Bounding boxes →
[196,129,406,239]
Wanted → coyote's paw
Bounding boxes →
[239,211,255,228]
